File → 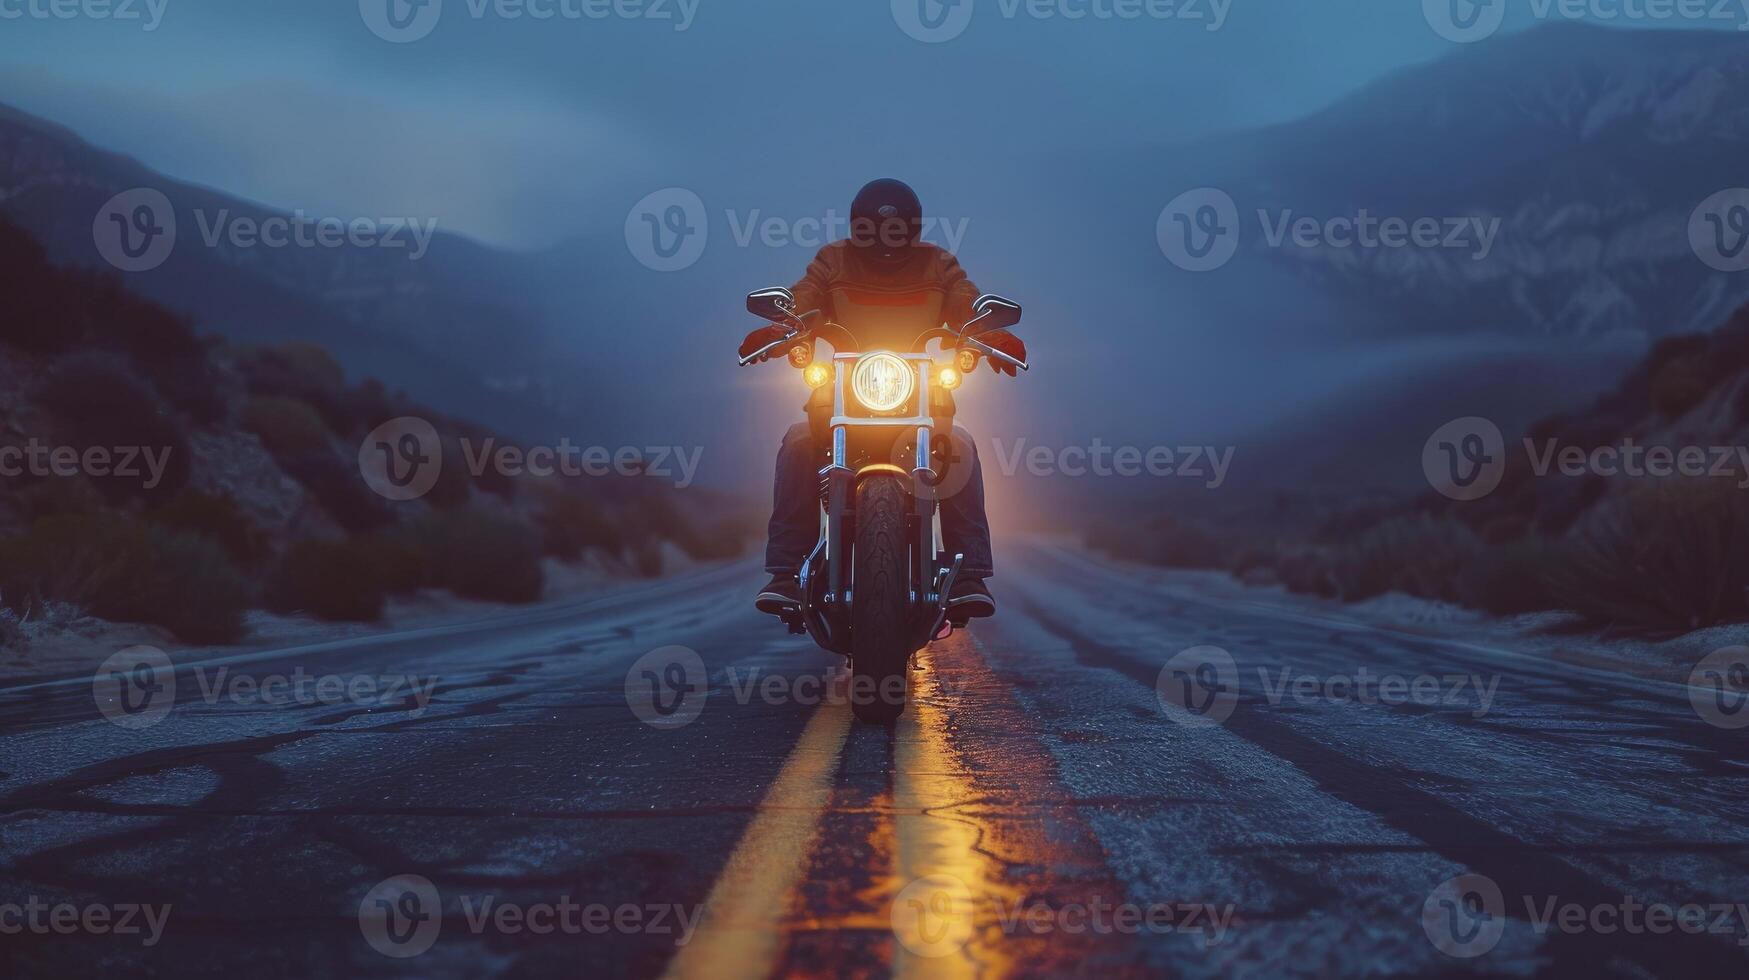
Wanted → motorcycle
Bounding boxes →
[740,286,1026,722]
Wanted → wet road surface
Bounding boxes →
[1,540,1746,978]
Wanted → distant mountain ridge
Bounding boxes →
[1122,22,1749,344]
[0,102,583,441]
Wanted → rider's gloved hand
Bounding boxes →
[980,330,1027,377]
[740,324,790,363]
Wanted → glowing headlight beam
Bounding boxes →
[850,352,915,412]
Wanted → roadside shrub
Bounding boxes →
[0,515,248,643]
[629,539,665,578]
[110,289,203,360]
[1457,539,1562,616]
[1086,523,1147,563]
[0,220,72,352]
[1649,354,1714,420]
[278,452,394,534]
[235,343,352,431]
[8,474,107,523]
[380,510,544,602]
[144,347,226,427]
[35,353,191,503]
[421,434,475,510]
[265,539,386,622]
[1276,549,1339,599]
[424,511,543,602]
[150,491,271,566]
[1329,515,1481,603]
[1548,479,1749,634]
[367,528,431,597]
[620,492,757,563]
[0,514,147,615]
[536,488,623,561]
[242,396,332,456]
[126,529,252,644]
[1086,515,1226,569]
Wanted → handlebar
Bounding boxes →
[739,310,1026,372]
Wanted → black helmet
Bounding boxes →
[850,178,923,262]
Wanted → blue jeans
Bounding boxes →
[765,422,994,580]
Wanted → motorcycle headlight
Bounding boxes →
[850,352,915,413]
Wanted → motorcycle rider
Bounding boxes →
[741,178,1026,622]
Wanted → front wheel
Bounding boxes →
[850,475,912,723]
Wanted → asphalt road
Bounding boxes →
[1,540,1745,978]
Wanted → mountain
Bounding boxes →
[0,102,589,442]
[1118,22,1749,345]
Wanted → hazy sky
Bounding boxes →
[0,2,1728,494]
[0,0,1488,249]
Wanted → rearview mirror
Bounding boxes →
[747,287,800,329]
[962,293,1022,335]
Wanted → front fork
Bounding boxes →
[820,422,937,602]
[824,425,850,604]
[805,423,961,652]
[911,426,935,599]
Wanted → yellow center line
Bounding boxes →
[662,697,852,980]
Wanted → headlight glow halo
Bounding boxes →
[850,352,915,413]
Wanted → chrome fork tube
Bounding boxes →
[826,424,848,604]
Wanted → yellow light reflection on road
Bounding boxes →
[889,648,1022,979]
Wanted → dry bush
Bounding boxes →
[1548,478,1749,634]
[266,539,386,622]
[242,396,332,456]
[1329,514,1482,603]
[0,514,249,643]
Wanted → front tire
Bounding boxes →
[850,475,912,723]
